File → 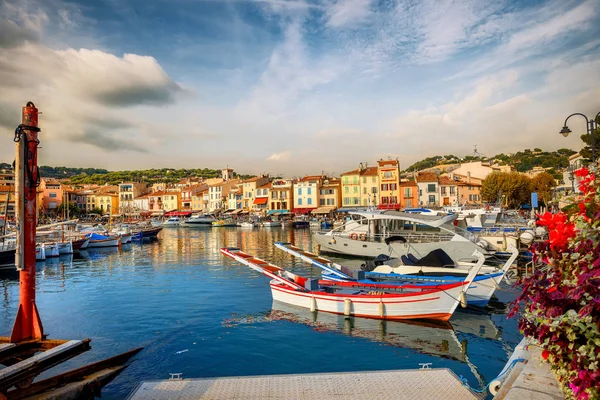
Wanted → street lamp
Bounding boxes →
[560,111,600,162]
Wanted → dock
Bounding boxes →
[128,368,481,400]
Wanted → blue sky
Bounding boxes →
[0,0,599,176]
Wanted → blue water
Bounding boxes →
[0,227,523,399]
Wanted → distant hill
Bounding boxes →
[403,148,577,173]
[0,163,254,185]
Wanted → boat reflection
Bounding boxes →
[270,301,469,361]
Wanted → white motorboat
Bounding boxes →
[162,217,182,227]
[314,210,487,261]
[239,221,255,228]
[181,214,216,227]
[262,220,282,227]
[86,234,121,248]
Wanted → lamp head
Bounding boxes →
[560,126,571,137]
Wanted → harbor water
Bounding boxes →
[0,227,523,399]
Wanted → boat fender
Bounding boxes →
[519,230,535,245]
[359,233,367,241]
[350,233,358,240]
[344,298,352,317]
[459,291,467,308]
[310,296,316,313]
[378,301,384,317]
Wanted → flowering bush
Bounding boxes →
[509,167,600,400]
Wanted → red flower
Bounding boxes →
[574,167,589,177]
[542,349,550,360]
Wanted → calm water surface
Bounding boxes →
[0,227,523,399]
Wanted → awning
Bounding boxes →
[378,204,401,210]
[311,206,335,214]
[164,211,192,217]
[336,207,363,213]
[267,209,290,215]
[222,209,236,215]
[253,197,268,205]
[231,209,244,215]
[292,208,315,214]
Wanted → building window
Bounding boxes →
[441,187,446,195]
[353,186,358,193]
[363,188,367,194]
[381,184,388,191]
[307,187,312,195]
[384,171,393,179]
[298,198,303,205]
[406,199,412,208]
[363,177,366,183]
[344,198,350,205]
[49,192,57,198]
[390,183,397,191]
[390,196,398,204]
[298,188,302,195]
[404,187,412,197]
[343,176,348,184]
[307,198,312,205]
[344,187,349,194]
[450,187,455,195]
[353,197,360,205]
[427,184,436,193]
[429,195,436,204]
[320,199,325,205]
[327,199,334,205]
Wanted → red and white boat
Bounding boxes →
[220,248,483,322]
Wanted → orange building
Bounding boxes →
[400,179,418,209]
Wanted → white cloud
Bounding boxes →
[326,0,373,28]
[267,151,292,161]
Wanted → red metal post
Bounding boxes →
[11,102,44,343]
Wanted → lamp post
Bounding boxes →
[560,111,600,162]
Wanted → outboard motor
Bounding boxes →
[361,254,392,272]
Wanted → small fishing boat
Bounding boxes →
[220,247,482,321]
[131,231,144,242]
[58,241,74,255]
[72,237,89,251]
[275,242,518,307]
[36,244,46,261]
[262,220,282,227]
[291,219,310,229]
[141,226,162,238]
[0,240,16,266]
[86,233,121,248]
[239,221,255,228]
[44,243,60,258]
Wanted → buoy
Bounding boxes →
[459,291,467,308]
[310,296,316,312]
[378,301,385,317]
[344,298,352,317]
[520,230,535,245]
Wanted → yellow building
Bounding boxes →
[316,178,342,212]
[148,191,181,215]
[377,159,401,210]
[340,169,361,208]
[360,167,379,207]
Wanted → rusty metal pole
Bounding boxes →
[11,102,44,343]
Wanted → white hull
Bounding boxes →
[58,241,73,255]
[36,245,46,261]
[262,221,282,227]
[87,237,120,248]
[120,234,132,244]
[239,222,255,228]
[314,232,483,261]
[270,280,465,321]
[44,243,60,258]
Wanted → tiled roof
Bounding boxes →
[378,159,399,167]
[341,169,360,176]
[416,172,438,183]
[438,177,456,186]
[361,166,378,176]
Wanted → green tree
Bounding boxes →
[482,171,532,208]
[88,207,103,215]
[56,202,83,218]
[579,119,600,162]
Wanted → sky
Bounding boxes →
[0,0,599,176]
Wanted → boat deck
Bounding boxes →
[128,368,481,400]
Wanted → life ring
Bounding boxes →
[350,233,359,240]
[359,233,367,241]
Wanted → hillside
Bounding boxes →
[403,148,577,173]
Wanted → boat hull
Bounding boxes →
[87,238,120,248]
[262,221,282,227]
[44,243,60,258]
[58,241,74,254]
[269,281,464,321]
[314,232,483,261]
